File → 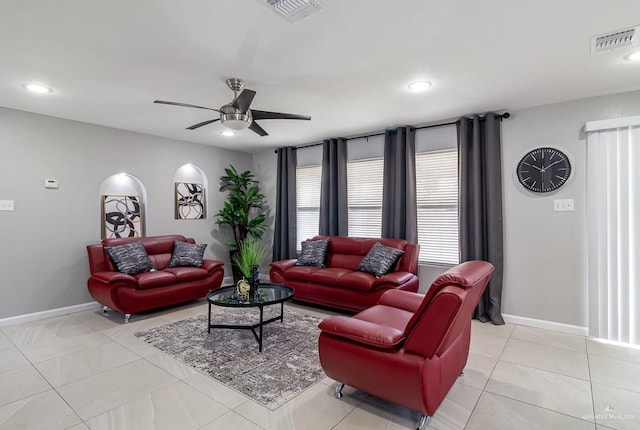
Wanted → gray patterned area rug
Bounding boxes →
[134,306,325,410]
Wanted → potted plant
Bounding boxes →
[214,165,266,283]
[232,238,267,300]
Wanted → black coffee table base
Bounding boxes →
[207,300,286,352]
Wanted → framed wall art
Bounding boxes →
[102,194,144,238]
[175,182,206,220]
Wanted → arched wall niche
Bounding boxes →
[173,163,208,220]
[99,173,147,239]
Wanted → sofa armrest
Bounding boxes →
[318,315,405,349]
[202,259,224,274]
[373,271,414,287]
[91,271,137,285]
[270,259,297,273]
[377,289,424,313]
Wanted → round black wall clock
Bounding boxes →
[516,147,572,193]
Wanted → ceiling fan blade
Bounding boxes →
[251,110,311,121]
[249,121,268,137]
[231,89,256,113]
[186,118,220,130]
[154,100,220,112]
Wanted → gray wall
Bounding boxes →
[0,107,251,319]
[502,89,640,327]
[252,89,640,328]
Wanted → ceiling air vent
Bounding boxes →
[591,26,639,54]
[259,0,323,23]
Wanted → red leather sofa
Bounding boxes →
[317,261,494,430]
[269,236,419,313]
[87,234,224,322]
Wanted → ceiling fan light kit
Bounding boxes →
[154,78,310,137]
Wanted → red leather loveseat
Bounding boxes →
[87,234,224,322]
[269,236,419,313]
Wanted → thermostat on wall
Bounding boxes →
[44,179,59,189]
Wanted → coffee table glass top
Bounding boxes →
[207,283,294,307]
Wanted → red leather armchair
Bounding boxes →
[317,261,494,430]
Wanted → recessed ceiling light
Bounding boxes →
[407,80,432,92]
[221,130,235,137]
[624,50,640,61]
[24,83,52,94]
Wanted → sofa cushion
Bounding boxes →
[134,270,177,290]
[167,240,207,268]
[338,271,378,292]
[284,265,321,281]
[105,241,155,276]
[297,239,329,267]
[164,267,209,282]
[309,268,353,286]
[358,242,405,278]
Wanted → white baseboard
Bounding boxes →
[0,302,100,328]
[1,302,589,338]
[503,313,588,336]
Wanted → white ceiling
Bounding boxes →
[1,0,640,152]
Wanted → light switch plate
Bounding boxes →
[45,179,59,189]
[0,200,15,211]
[553,199,575,212]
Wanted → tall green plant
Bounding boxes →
[232,239,267,279]
[214,165,266,249]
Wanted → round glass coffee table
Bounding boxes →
[206,283,295,352]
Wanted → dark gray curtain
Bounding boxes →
[382,127,418,243]
[273,147,297,261]
[458,113,505,325]
[319,138,348,236]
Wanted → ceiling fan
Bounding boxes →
[154,78,311,137]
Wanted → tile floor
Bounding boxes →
[0,300,639,430]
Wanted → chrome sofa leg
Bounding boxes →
[124,314,131,324]
[334,382,345,399]
[417,414,431,430]
[460,371,464,376]
[102,306,109,313]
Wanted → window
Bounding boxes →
[416,149,459,265]
[296,165,322,250]
[347,157,384,237]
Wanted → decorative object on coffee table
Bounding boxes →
[232,238,267,301]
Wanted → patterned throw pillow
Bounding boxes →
[358,242,405,278]
[105,241,155,276]
[167,240,207,268]
[296,239,329,267]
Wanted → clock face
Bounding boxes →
[517,147,571,193]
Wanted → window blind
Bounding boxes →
[416,149,459,265]
[296,165,322,250]
[347,157,383,238]
[586,119,640,345]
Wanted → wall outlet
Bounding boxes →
[0,200,15,211]
[44,179,59,189]
[553,199,575,212]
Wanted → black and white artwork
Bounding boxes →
[175,182,206,220]
[102,194,144,238]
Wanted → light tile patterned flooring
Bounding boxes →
[0,300,639,430]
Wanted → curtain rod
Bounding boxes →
[275,112,510,152]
